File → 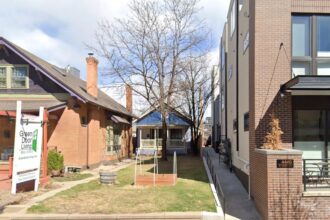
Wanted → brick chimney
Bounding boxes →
[86,53,98,98]
[125,84,133,113]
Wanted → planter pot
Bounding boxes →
[51,170,61,177]
[99,170,117,184]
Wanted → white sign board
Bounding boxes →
[11,101,44,194]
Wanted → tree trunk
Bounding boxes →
[161,117,168,160]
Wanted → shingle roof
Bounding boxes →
[136,111,192,127]
[0,37,133,118]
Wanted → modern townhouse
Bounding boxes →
[216,0,330,219]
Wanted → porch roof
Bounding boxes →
[0,100,66,112]
[136,111,191,127]
[282,76,330,91]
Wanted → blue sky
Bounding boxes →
[0,0,230,115]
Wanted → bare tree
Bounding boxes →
[177,54,213,154]
[89,0,208,159]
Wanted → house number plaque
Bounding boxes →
[276,159,294,168]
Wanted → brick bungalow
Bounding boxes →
[0,37,134,185]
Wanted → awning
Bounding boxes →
[111,115,130,124]
[0,100,66,112]
[281,76,330,95]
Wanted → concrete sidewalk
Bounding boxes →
[1,159,134,216]
[204,148,261,220]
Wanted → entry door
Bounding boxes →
[293,110,326,159]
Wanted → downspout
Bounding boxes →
[225,52,228,140]
[236,0,239,152]
[86,106,90,169]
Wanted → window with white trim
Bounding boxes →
[0,65,29,89]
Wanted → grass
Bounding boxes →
[28,156,215,214]
[52,173,93,182]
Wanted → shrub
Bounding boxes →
[47,149,64,172]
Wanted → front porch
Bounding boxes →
[138,127,188,154]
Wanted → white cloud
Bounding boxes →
[0,0,230,116]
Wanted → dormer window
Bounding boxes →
[0,65,29,89]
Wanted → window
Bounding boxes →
[228,65,233,80]
[0,67,6,88]
[292,15,330,76]
[233,119,237,133]
[80,116,87,126]
[0,65,29,89]
[292,16,310,57]
[12,67,28,88]
[220,42,225,69]
[244,112,249,131]
[239,0,244,11]
[317,16,330,57]
[243,31,249,54]
[230,1,236,37]
[106,123,122,153]
[170,129,182,139]
[221,86,225,110]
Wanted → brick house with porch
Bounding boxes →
[0,37,134,190]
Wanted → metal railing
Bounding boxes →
[204,148,226,218]
[303,158,330,191]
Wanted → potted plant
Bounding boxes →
[261,114,284,150]
[47,149,64,177]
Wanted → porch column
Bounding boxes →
[154,129,157,147]
[139,128,142,148]
[41,109,49,185]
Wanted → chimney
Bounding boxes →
[86,53,98,98]
[125,84,133,113]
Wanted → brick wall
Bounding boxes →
[48,98,131,168]
[252,149,330,220]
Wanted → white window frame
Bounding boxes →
[0,64,29,89]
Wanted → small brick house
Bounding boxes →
[0,37,134,176]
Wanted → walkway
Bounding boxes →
[204,148,261,220]
[1,159,134,216]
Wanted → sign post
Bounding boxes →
[11,101,44,194]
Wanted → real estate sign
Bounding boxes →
[11,101,44,194]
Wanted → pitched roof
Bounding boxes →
[0,37,133,118]
[136,110,192,127]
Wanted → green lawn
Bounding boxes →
[28,156,216,214]
[51,173,93,182]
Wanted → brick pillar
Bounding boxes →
[252,149,303,220]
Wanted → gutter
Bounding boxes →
[236,0,239,152]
